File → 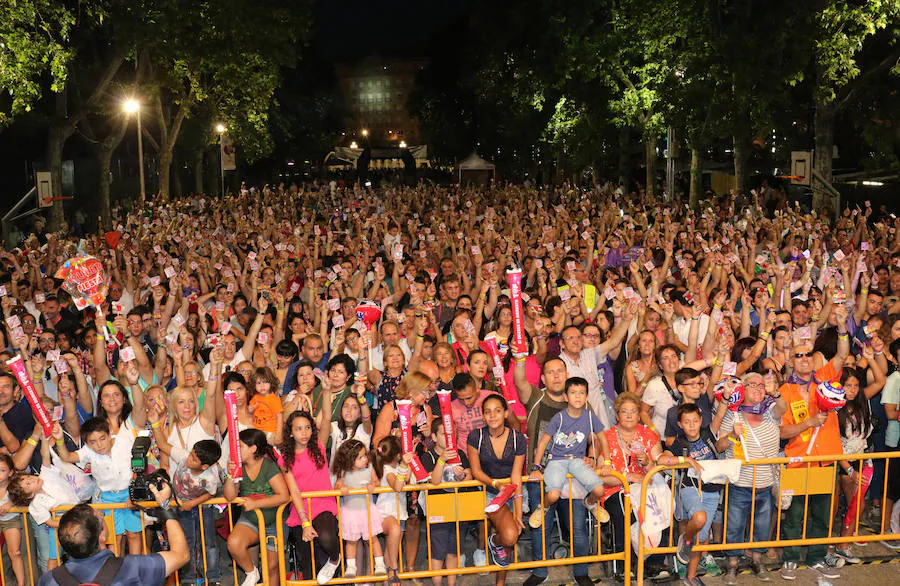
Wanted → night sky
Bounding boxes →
[313,0,465,61]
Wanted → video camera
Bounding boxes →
[129,434,172,504]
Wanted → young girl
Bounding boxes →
[0,454,26,586]
[224,428,291,586]
[329,386,373,473]
[332,439,387,578]
[279,411,342,584]
[250,366,284,445]
[373,436,412,585]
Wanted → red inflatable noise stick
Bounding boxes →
[484,483,518,513]
[355,300,382,331]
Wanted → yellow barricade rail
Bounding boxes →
[635,452,900,586]
[7,498,269,586]
[278,472,632,585]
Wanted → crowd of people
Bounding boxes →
[0,181,898,586]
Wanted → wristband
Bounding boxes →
[151,421,161,429]
[727,435,739,444]
[25,437,38,447]
[712,358,723,366]
[838,333,849,341]
[301,521,312,528]
[846,466,855,476]
[436,458,445,467]
[759,331,770,339]
[361,415,371,421]
[861,289,868,295]
[491,479,499,488]
[678,456,685,465]
[55,439,65,446]
[357,396,366,404]
[603,459,611,466]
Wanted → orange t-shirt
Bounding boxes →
[779,360,842,467]
[250,393,284,435]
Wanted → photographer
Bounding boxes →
[37,484,189,586]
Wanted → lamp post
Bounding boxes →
[215,123,226,196]
[123,99,145,201]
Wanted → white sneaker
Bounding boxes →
[373,559,387,575]
[473,548,487,567]
[316,559,339,585]
[239,567,260,586]
[344,560,358,578]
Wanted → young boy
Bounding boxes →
[661,403,723,586]
[529,377,609,527]
[173,439,222,585]
[421,418,472,586]
[8,428,79,571]
[51,418,144,554]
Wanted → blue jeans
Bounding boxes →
[725,485,772,557]
[178,505,220,581]
[29,516,49,572]
[525,482,589,578]
[544,458,603,495]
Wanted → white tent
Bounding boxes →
[457,153,496,184]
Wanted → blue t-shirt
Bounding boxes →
[545,408,603,459]
[37,549,166,586]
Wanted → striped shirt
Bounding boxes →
[720,407,781,488]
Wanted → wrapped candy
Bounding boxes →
[7,355,52,438]
[713,377,745,412]
[55,255,110,308]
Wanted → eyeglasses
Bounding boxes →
[681,381,704,387]
[794,351,813,358]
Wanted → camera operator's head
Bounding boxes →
[58,504,107,559]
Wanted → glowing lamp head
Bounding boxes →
[215,123,226,134]
[123,99,139,113]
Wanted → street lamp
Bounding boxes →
[215,123,226,196]
[123,98,145,201]
[361,129,369,137]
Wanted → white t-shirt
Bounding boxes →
[202,348,248,379]
[370,339,412,371]
[672,314,710,347]
[29,466,80,524]
[76,420,138,492]
[641,375,680,433]
[882,371,900,448]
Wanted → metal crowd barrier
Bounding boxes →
[635,452,900,586]
[278,472,632,585]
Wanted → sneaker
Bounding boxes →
[316,559,339,585]
[344,561,358,579]
[239,567,260,586]
[676,535,694,565]
[884,540,900,550]
[575,576,594,586]
[489,534,511,568]
[823,552,845,569]
[523,574,546,586]
[683,578,707,586]
[529,506,544,528]
[750,561,771,582]
[810,561,840,580]
[584,495,610,523]
[701,553,722,577]
[780,561,798,581]
[373,559,387,575]
[723,566,738,586]
[473,548,487,567]
[834,547,861,564]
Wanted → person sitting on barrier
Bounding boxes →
[714,372,784,584]
[598,391,665,579]
[170,439,222,586]
[224,427,291,586]
[421,416,472,586]
[0,453,27,586]
[51,388,147,557]
[529,377,610,527]
[332,438,388,579]
[467,393,525,586]
[662,402,723,586]
[36,482,190,585]
[373,435,413,586]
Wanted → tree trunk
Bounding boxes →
[689,143,703,209]
[95,119,129,230]
[46,95,76,232]
[158,148,173,201]
[813,98,837,213]
[732,133,752,195]
[644,137,657,197]
[618,126,630,188]
[193,151,204,194]
[172,158,182,197]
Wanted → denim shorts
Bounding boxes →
[543,457,602,495]
[237,517,279,550]
[675,486,720,542]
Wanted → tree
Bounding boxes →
[0,0,75,127]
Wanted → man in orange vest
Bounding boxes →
[778,305,850,581]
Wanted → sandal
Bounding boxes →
[388,569,402,586]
